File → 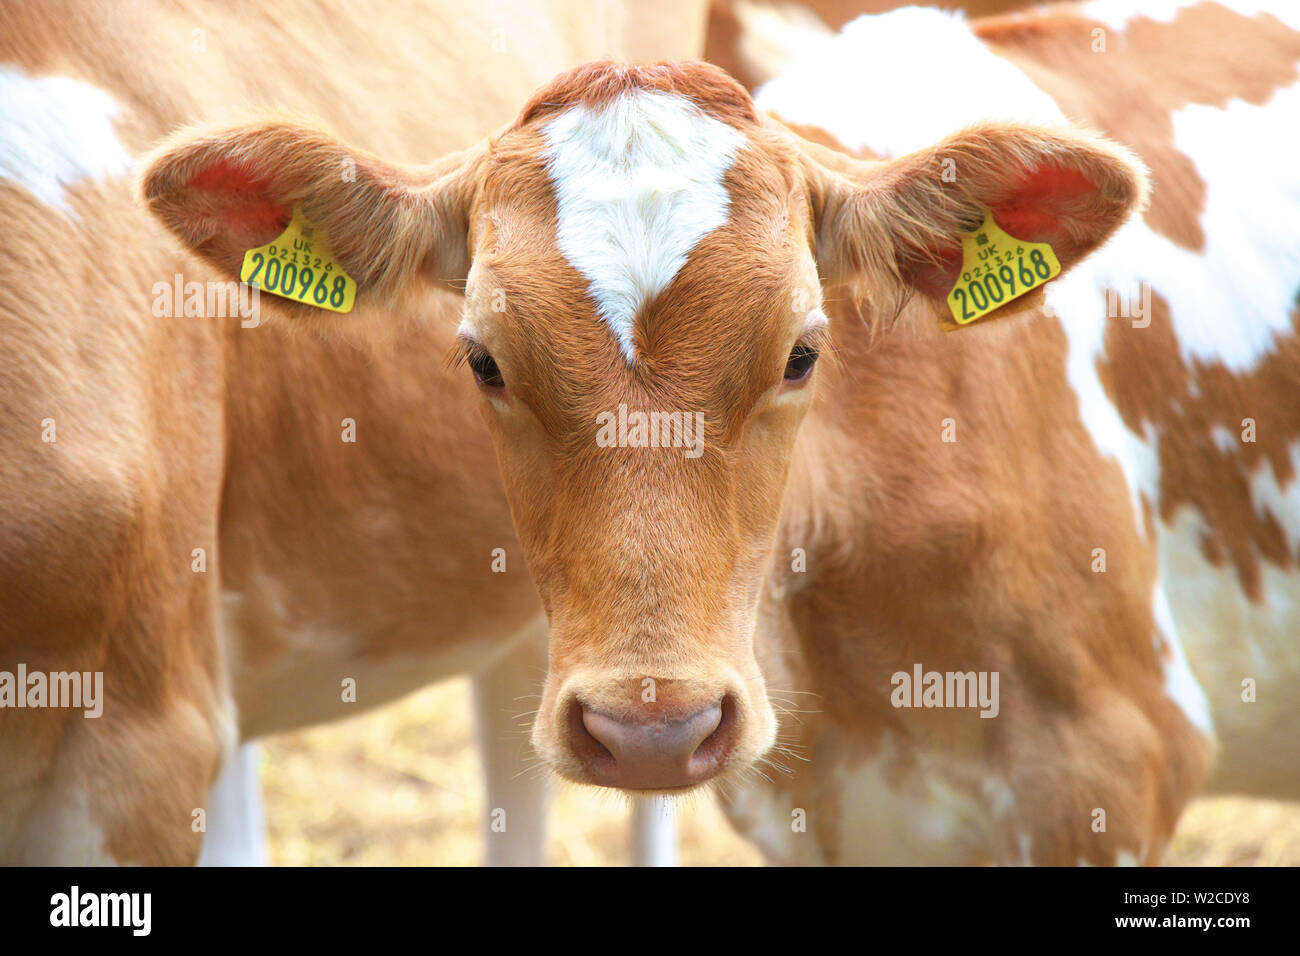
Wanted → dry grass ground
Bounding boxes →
[263,678,1300,866]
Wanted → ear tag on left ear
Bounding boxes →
[239,203,357,314]
[942,211,1060,331]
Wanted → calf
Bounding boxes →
[141,50,1157,865]
[718,0,1300,863]
[149,3,1300,863]
[25,0,1286,866]
[0,0,704,865]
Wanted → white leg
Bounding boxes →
[196,742,269,866]
[631,795,678,866]
[473,624,549,866]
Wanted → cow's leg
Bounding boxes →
[473,621,549,866]
[0,428,228,863]
[631,795,678,866]
[6,696,227,865]
[197,743,269,866]
[0,494,227,864]
[3,527,230,867]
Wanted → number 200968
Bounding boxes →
[247,245,348,308]
[951,248,1053,321]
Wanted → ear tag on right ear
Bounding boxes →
[942,211,1060,331]
[239,203,357,314]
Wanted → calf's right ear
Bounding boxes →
[138,121,483,303]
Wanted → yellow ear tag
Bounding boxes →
[239,204,357,314]
[942,211,1060,331]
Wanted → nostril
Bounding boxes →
[569,700,616,775]
[689,694,738,774]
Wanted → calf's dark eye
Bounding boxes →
[784,343,819,382]
[469,349,504,389]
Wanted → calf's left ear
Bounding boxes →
[139,121,482,302]
[808,122,1148,301]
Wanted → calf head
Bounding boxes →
[142,61,1144,793]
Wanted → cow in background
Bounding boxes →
[720,0,1300,863]
[0,0,706,866]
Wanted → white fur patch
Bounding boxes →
[0,65,132,214]
[1211,425,1239,454]
[826,736,1002,865]
[1082,0,1300,33]
[1086,82,1300,374]
[17,788,117,865]
[1250,441,1300,556]
[722,732,1001,865]
[1153,583,1215,736]
[541,90,746,363]
[754,8,1065,159]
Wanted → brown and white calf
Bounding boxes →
[714,0,1300,864]
[7,0,1295,866]
[141,45,1145,856]
[0,0,705,865]
[144,3,1300,864]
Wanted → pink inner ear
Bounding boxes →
[993,165,1096,243]
[904,165,1098,300]
[188,160,289,237]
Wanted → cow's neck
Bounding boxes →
[212,301,542,736]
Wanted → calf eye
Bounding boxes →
[784,343,819,382]
[468,347,504,389]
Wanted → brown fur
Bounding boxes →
[140,53,1186,864]
[0,0,708,864]
[980,2,1300,249]
[9,0,1280,867]
[719,1,1300,864]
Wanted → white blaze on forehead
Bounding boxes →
[0,65,132,215]
[542,90,747,363]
